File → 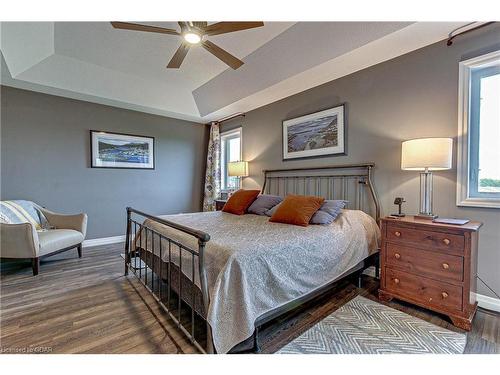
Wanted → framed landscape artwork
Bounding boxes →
[282,104,346,160]
[90,130,155,169]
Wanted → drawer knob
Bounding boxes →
[393,278,400,284]
[394,231,401,237]
[441,292,449,299]
[443,238,451,245]
[394,253,401,259]
[442,263,449,269]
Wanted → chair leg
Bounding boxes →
[77,244,82,258]
[32,257,40,276]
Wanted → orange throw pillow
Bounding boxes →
[222,189,260,215]
[269,194,325,227]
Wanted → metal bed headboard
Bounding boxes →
[261,163,380,221]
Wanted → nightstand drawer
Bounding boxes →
[385,243,464,283]
[385,267,463,312]
[386,224,465,254]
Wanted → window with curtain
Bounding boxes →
[457,51,500,208]
[220,128,242,191]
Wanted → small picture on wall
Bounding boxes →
[282,104,345,160]
[90,130,155,169]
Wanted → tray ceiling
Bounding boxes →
[1,22,468,122]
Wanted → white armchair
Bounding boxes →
[0,203,87,275]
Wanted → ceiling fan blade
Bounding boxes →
[167,43,190,68]
[178,21,187,32]
[203,22,264,36]
[201,40,244,70]
[111,22,179,35]
[191,21,208,29]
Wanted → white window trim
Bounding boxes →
[456,50,500,209]
[220,127,242,192]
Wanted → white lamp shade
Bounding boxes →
[401,138,453,171]
[228,161,248,177]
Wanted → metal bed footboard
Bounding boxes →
[124,207,214,353]
[124,163,381,354]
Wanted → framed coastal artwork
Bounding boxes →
[90,130,155,169]
[282,104,346,160]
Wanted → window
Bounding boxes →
[457,50,500,208]
[220,128,242,191]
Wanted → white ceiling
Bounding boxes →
[1,21,469,123]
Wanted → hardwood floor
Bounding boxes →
[1,243,499,354]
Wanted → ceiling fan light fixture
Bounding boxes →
[110,21,265,69]
[183,32,201,44]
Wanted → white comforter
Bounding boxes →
[139,210,380,353]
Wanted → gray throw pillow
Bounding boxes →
[310,200,347,225]
[248,194,283,216]
[264,201,283,217]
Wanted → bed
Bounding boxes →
[124,163,381,353]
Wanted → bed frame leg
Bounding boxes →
[124,207,131,276]
[357,274,363,288]
[253,326,261,353]
[374,252,380,279]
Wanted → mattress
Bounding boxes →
[134,209,380,353]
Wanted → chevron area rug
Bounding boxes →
[277,296,466,354]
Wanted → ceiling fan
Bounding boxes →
[110,21,264,70]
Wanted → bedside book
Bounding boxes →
[432,218,470,225]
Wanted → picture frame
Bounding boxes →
[282,104,346,160]
[90,130,155,169]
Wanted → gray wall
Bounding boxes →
[222,26,500,299]
[1,86,208,239]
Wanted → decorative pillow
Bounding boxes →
[265,202,282,217]
[0,200,43,229]
[269,194,324,227]
[36,208,52,230]
[247,194,283,216]
[222,189,260,215]
[310,200,347,225]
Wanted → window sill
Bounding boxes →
[457,198,500,209]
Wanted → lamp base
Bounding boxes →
[414,213,437,220]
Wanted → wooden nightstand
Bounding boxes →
[215,199,227,211]
[378,216,482,331]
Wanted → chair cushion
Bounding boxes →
[0,200,44,229]
[38,229,84,256]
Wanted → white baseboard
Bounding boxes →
[82,235,125,248]
[475,293,500,313]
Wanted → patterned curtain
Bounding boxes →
[202,122,221,211]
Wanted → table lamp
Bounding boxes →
[227,161,248,190]
[401,138,452,219]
